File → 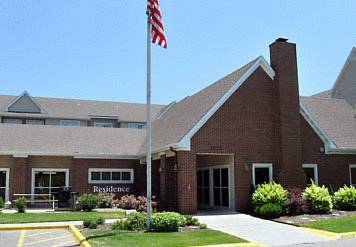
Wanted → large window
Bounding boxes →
[60,120,81,126]
[88,168,134,184]
[94,122,113,128]
[32,169,69,197]
[303,164,318,186]
[0,168,9,202]
[128,123,145,129]
[252,164,273,187]
[2,118,23,124]
[350,165,356,186]
[26,119,45,125]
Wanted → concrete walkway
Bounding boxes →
[196,213,329,246]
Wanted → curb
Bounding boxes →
[300,227,356,241]
[68,225,91,247]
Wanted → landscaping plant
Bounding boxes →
[184,215,200,226]
[256,203,283,218]
[252,183,288,217]
[96,217,105,225]
[111,212,147,231]
[117,195,138,209]
[117,194,158,212]
[97,193,115,208]
[77,194,100,212]
[302,183,333,214]
[333,185,356,210]
[151,212,186,232]
[0,197,4,209]
[287,187,308,215]
[15,196,27,213]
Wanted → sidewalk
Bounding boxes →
[196,213,329,246]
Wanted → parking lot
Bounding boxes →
[0,228,79,247]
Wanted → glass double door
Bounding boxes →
[34,170,67,199]
[0,169,9,202]
[197,167,229,208]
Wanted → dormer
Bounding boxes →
[4,91,46,114]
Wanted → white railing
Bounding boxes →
[13,194,58,210]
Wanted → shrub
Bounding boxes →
[111,219,128,230]
[15,197,27,213]
[333,185,356,210]
[112,212,147,231]
[83,220,92,228]
[0,197,4,209]
[252,183,288,215]
[184,215,200,226]
[152,212,185,232]
[97,193,115,208]
[117,195,138,209]
[77,194,99,212]
[96,217,105,225]
[256,203,283,218]
[88,221,98,229]
[302,183,333,214]
[287,188,308,215]
[199,223,207,229]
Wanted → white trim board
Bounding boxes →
[88,168,134,184]
[252,163,273,187]
[302,164,319,185]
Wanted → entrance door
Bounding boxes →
[197,166,230,208]
[213,168,229,207]
[0,168,9,202]
[32,169,69,200]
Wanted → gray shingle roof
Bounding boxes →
[140,57,260,154]
[0,124,145,157]
[300,96,356,149]
[0,95,165,122]
[311,90,331,98]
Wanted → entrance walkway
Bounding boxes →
[195,212,329,246]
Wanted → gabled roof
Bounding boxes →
[139,56,275,154]
[331,47,356,98]
[0,124,145,158]
[0,94,165,122]
[4,91,46,114]
[311,90,331,98]
[300,96,356,154]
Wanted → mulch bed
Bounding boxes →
[273,210,356,226]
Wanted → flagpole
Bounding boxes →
[146,6,153,231]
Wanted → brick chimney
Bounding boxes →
[270,38,305,186]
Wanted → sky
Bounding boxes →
[0,1,355,105]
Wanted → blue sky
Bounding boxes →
[0,1,355,105]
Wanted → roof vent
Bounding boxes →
[276,37,288,42]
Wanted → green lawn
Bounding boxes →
[0,211,125,224]
[304,216,356,233]
[85,229,247,247]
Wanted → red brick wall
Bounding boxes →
[11,157,29,197]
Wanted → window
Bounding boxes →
[26,119,45,125]
[94,122,113,128]
[128,123,145,129]
[0,168,9,202]
[60,120,81,126]
[31,169,69,198]
[350,165,356,186]
[252,164,273,187]
[88,168,134,184]
[303,164,318,186]
[2,118,23,124]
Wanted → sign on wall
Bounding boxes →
[93,186,130,193]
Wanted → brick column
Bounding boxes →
[176,151,197,214]
[11,157,28,199]
[159,155,166,202]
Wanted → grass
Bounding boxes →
[0,211,125,224]
[304,216,356,233]
[85,229,248,247]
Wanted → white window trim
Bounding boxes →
[60,120,81,126]
[88,168,134,184]
[94,122,113,128]
[303,164,319,185]
[252,163,273,187]
[0,168,10,202]
[31,168,70,195]
[350,164,356,186]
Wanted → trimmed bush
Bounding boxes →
[0,197,4,209]
[97,193,115,208]
[184,215,200,226]
[333,185,356,210]
[199,223,207,229]
[287,188,308,215]
[111,219,128,230]
[83,220,92,228]
[15,197,27,213]
[111,212,147,231]
[117,195,138,209]
[256,203,283,218]
[152,212,185,232]
[252,183,288,215]
[96,217,105,225]
[77,194,99,212]
[117,195,158,213]
[88,221,98,229]
[302,183,333,214]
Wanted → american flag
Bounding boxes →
[147,0,167,49]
